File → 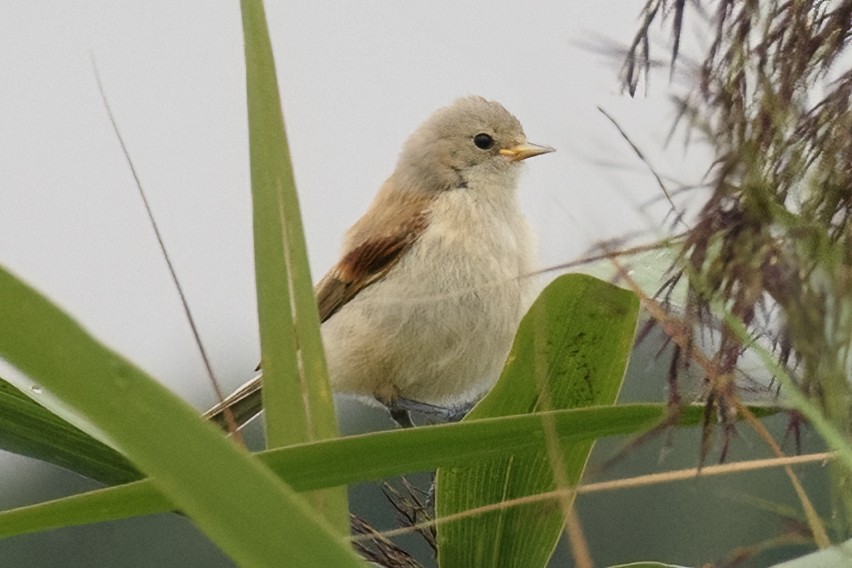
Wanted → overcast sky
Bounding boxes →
[0,1,710,480]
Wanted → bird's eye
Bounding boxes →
[473,133,495,150]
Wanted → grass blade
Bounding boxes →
[0,265,362,567]
[0,378,139,485]
[0,401,777,539]
[241,0,346,531]
[0,403,665,539]
[241,0,336,446]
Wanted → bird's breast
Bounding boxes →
[322,186,539,406]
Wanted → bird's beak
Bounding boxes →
[499,142,555,162]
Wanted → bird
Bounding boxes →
[205,96,554,429]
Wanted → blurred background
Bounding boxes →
[0,2,826,566]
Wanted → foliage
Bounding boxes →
[0,12,647,559]
[620,0,852,559]
[3,1,848,566]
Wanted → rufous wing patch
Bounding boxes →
[315,209,430,322]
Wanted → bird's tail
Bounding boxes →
[203,373,264,431]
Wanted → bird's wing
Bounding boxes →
[315,209,430,322]
[207,196,430,432]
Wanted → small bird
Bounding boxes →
[206,96,553,428]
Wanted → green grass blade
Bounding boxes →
[0,379,780,494]
[0,378,140,484]
[0,404,664,539]
[0,266,362,567]
[241,0,336,445]
[241,0,346,531]
[0,480,170,538]
[436,274,640,568]
[0,402,778,539]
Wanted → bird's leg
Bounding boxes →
[376,386,416,428]
[388,405,416,429]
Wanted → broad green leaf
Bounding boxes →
[0,266,362,567]
[436,274,640,568]
[241,0,345,531]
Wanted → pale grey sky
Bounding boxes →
[0,4,711,561]
[0,0,715,436]
[1,1,705,401]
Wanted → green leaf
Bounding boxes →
[0,399,779,539]
[0,378,139,485]
[436,274,640,568]
[241,0,336,446]
[241,0,346,531]
[0,266,362,567]
[0,369,779,502]
[0,403,665,539]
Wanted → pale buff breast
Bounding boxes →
[321,184,538,407]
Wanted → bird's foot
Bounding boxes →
[388,406,416,429]
[384,397,476,428]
